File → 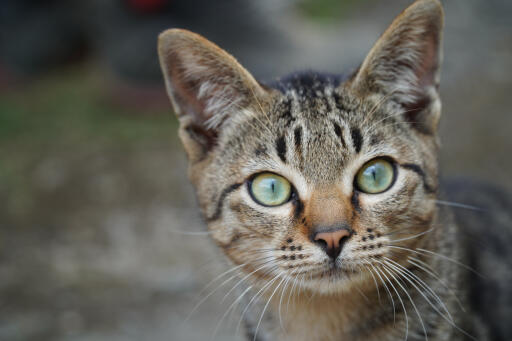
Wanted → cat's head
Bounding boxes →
[158,0,443,294]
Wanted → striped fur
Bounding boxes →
[158,0,511,340]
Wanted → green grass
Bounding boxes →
[296,0,369,23]
[0,67,177,149]
[0,66,179,221]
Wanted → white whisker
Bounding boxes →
[408,257,466,313]
[389,226,434,243]
[220,260,276,304]
[363,262,381,304]
[434,199,485,212]
[235,269,281,334]
[384,259,477,340]
[384,257,453,323]
[169,229,212,236]
[253,274,287,341]
[210,285,253,341]
[386,245,483,277]
[278,274,294,332]
[194,263,247,304]
[381,262,428,341]
[375,261,409,340]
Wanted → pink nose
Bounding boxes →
[314,229,351,259]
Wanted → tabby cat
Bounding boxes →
[157,0,512,340]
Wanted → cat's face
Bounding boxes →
[159,0,443,294]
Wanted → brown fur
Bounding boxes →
[157,0,511,340]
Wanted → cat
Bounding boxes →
[157,0,512,340]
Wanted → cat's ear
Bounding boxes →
[349,0,444,134]
[158,29,270,161]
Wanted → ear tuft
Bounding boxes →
[350,0,444,134]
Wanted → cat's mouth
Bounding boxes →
[306,259,358,280]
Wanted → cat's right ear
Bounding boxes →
[158,29,271,162]
[349,0,444,135]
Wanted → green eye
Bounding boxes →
[356,158,395,194]
[250,173,292,206]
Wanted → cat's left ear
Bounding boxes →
[158,29,272,162]
[349,0,444,134]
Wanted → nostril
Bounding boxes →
[338,234,349,249]
[314,238,328,251]
[331,230,351,250]
[312,228,352,260]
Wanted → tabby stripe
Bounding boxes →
[351,191,362,213]
[350,127,363,153]
[294,127,302,149]
[206,182,242,222]
[331,121,347,148]
[293,196,304,220]
[324,95,333,114]
[401,163,435,193]
[332,92,346,112]
[294,126,303,157]
[280,98,295,127]
[276,135,287,163]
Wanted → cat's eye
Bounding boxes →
[249,173,292,207]
[356,158,395,194]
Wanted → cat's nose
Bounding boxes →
[313,228,352,260]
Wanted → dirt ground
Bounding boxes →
[0,1,511,341]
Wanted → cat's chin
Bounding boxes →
[295,262,369,295]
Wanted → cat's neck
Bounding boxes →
[252,269,404,341]
[270,280,385,340]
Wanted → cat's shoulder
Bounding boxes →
[442,178,512,340]
[442,178,512,235]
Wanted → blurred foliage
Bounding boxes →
[296,0,369,22]
[0,68,176,147]
[0,66,178,223]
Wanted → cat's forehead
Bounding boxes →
[223,74,405,184]
[269,72,371,127]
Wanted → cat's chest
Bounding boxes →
[270,313,398,341]
[252,291,392,341]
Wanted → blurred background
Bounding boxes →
[0,0,510,340]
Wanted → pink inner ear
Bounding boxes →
[159,29,271,135]
[169,57,207,121]
[167,56,219,152]
[415,33,439,89]
[165,48,253,131]
[400,31,441,134]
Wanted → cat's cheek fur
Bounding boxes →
[208,209,242,248]
[210,190,293,263]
